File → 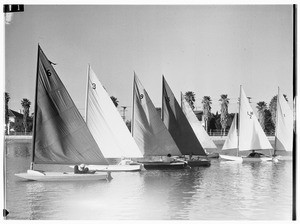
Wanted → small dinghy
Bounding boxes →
[220,86,274,162]
[15,46,110,181]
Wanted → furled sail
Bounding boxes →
[85,66,143,158]
[238,86,273,151]
[181,93,217,151]
[275,88,293,152]
[162,76,206,156]
[132,74,181,156]
[33,46,108,165]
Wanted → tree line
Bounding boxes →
[5,91,287,136]
[4,92,120,134]
[184,91,288,135]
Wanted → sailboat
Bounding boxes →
[82,66,143,172]
[180,92,219,158]
[220,86,273,162]
[273,87,293,160]
[162,76,211,167]
[15,45,110,181]
[132,74,186,169]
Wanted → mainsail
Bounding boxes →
[181,93,217,151]
[222,113,238,150]
[132,74,181,156]
[32,46,108,165]
[275,88,293,152]
[162,76,206,156]
[238,86,273,151]
[85,66,143,158]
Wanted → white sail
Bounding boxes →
[132,74,182,156]
[85,66,143,158]
[275,89,293,152]
[181,93,217,151]
[239,87,273,151]
[222,113,238,150]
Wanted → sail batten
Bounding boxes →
[162,77,206,156]
[33,46,108,165]
[132,74,181,156]
[85,67,143,158]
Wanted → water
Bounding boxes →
[5,139,293,220]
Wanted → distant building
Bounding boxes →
[7,109,33,134]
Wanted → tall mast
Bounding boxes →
[30,45,41,170]
[237,85,242,157]
[84,64,90,123]
[162,75,165,121]
[131,72,135,135]
[274,86,280,156]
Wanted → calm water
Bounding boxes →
[5,139,293,220]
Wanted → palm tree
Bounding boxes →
[21,98,31,134]
[201,96,212,132]
[269,94,288,128]
[219,94,229,136]
[110,96,119,107]
[256,101,267,131]
[5,92,10,134]
[184,91,196,110]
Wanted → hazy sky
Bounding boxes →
[4,5,294,120]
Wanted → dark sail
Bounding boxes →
[132,74,181,156]
[162,76,206,156]
[32,46,108,165]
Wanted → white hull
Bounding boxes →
[274,155,293,161]
[86,164,142,172]
[69,164,142,172]
[15,170,108,181]
[220,154,273,162]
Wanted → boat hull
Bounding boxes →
[220,154,273,162]
[15,170,108,181]
[187,159,211,167]
[85,164,142,172]
[139,161,187,170]
[207,152,220,159]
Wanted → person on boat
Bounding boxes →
[74,164,91,174]
[164,154,175,163]
[247,151,265,158]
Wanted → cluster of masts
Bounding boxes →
[14,45,293,181]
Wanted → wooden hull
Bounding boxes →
[15,170,108,182]
[187,159,211,167]
[139,161,187,170]
[220,155,273,162]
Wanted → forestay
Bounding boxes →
[162,76,206,156]
[132,74,181,156]
[85,66,143,158]
[181,93,217,151]
[33,46,108,165]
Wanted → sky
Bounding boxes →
[3,4,294,120]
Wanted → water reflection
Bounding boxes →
[6,140,293,220]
